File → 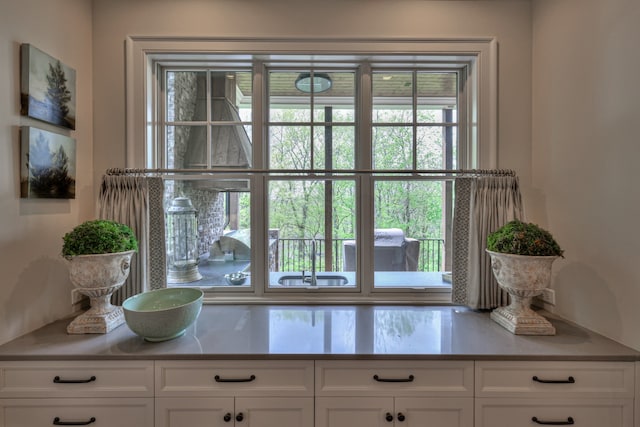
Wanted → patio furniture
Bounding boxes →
[342,228,420,271]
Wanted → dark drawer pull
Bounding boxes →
[532,416,574,425]
[53,417,96,425]
[532,375,575,384]
[214,374,256,383]
[53,376,97,384]
[373,374,414,383]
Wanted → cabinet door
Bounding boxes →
[316,397,393,427]
[395,397,473,427]
[236,397,313,427]
[155,397,234,427]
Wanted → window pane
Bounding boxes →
[313,125,355,170]
[372,72,413,123]
[211,124,252,167]
[268,179,356,289]
[269,70,355,170]
[166,125,207,169]
[210,71,252,123]
[269,126,312,169]
[372,126,413,170]
[373,179,448,289]
[166,71,207,122]
[269,71,311,122]
[416,72,458,124]
[164,178,251,289]
[312,72,355,123]
[416,126,445,170]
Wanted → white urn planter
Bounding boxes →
[486,250,558,335]
[66,250,135,334]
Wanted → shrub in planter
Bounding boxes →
[62,219,138,258]
[62,219,138,334]
[487,219,563,257]
[486,219,563,336]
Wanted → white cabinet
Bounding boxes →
[315,360,474,427]
[475,361,635,427]
[0,361,154,427]
[154,360,314,427]
[155,397,314,427]
[0,358,636,426]
[316,396,473,427]
[155,397,232,427]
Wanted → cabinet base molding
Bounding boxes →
[67,306,125,334]
[490,306,555,335]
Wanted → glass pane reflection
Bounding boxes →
[268,309,355,354]
[374,308,442,354]
[268,307,448,355]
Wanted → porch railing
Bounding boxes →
[276,238,445,273]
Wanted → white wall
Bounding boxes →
[532,0,640,349]
[0,0,94,345]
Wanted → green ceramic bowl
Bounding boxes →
[122,288,203,342]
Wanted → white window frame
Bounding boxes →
[125,37,498,304]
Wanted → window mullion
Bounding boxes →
[206,70,213,168]
[253,62,267,295]
[412,70,418,171]
[357,63,374,295]
[253,61,266,169]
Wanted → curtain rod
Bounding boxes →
[105,167,516,177]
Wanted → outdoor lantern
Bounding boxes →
[166,197,202,283]
[294,72,332,93]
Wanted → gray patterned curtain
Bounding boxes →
[452,175,524,309]
[98,175,166,305]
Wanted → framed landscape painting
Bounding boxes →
[21,44,76,130]
[20,126,76,199]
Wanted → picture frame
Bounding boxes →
[20,126,76,199]
[21,44,76,130]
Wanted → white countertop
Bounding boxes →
[0,305,638,361]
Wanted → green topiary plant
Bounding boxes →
[487,219,564,257]
[62,219,138,258]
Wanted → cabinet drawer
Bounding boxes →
[475,398,634,427]
[155,360,314,397]
[475,361,634,398]
[0,397,154,427]
[315,360,474,397]
[0,361,154,398]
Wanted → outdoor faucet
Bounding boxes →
[310,239,317,287]
[303,239,318,286]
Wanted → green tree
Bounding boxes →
[268,106,447,271]
[46,60,71,121]
[27,132,75,198]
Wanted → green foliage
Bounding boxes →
[265,106,449,272]
[28,135,75,198]
[46,60,71,119]
[62,220,138,258]
[487,220,564,257]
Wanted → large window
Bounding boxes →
[130,38,497,303]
